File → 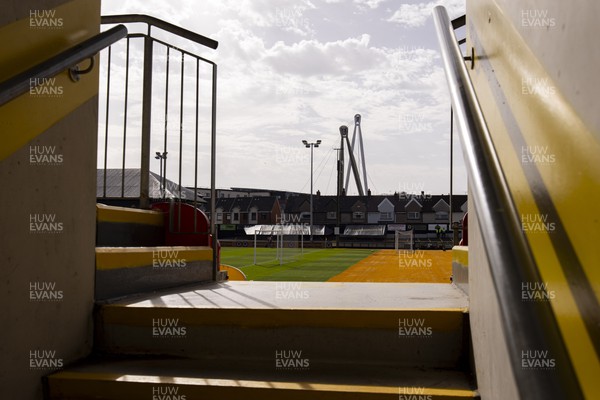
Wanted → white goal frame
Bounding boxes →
[251,224,305,265]
[395,229,414,251]
[276,225,304,265]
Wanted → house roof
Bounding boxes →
[215,196,279,212]
[282,194,467,214]
[405,195,467,213]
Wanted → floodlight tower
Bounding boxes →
[155,151,167,198]
[334,144,343,245]
[336,129,345,201]
[302,139,321,241]
[344,114,369,195]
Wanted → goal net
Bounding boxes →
[395,229,414,251]
[276,224,305,265]
[248,224,306,266]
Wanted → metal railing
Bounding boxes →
[99,15,219,279]
[433,6,582,399]
[0,25,127,106]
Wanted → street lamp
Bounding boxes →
[155,151,167,198]
[302,139,321,241]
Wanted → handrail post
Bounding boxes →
[139,36,153,209]
[450,107,455,245]
[211,64,218,280]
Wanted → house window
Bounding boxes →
[260,212,268,221]
[353,212,364,219]
[407,212,420,220]
[250,212,257,222]
[327,211,336,220]
[216,213,223,223]
[380,212,394,221]
[435,212,449,221]
[232,212,240,223]
[300,212,310,220]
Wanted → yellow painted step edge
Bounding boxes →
[47,371,477,397]
[96,246,212,270]
[97,204,164,226]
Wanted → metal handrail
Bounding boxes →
[0,25,127,107]
[101,14,218,50]
[433,6,582,399]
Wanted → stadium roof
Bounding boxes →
[342,225,386,237]
[97,169,199,201]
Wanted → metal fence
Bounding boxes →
[98,14,219,277]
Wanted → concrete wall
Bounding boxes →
[466,0,600,396]
[467,193,519,399]
[497,0,600,136]
[0,0,100,398]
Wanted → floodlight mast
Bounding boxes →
[337,127,347,246]
[155,151,168,198]
[338,126,347,199]
[302,139,321,241]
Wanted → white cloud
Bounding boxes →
[227,0,317,37]
[100,0,467,195]
[263,34,382,76]
[354,0,388,9]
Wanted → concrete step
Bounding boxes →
[95,281,470,370]
[96,204,164,247]
[45,356,478,400]
[95,246,213,301]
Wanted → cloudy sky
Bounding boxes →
[100,0,467,196]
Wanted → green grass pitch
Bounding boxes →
[220,247,375,281]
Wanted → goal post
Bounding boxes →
[395,229,414,251]
[276,224,305,265]
[250,225,280,265]
[248,224,307,266]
